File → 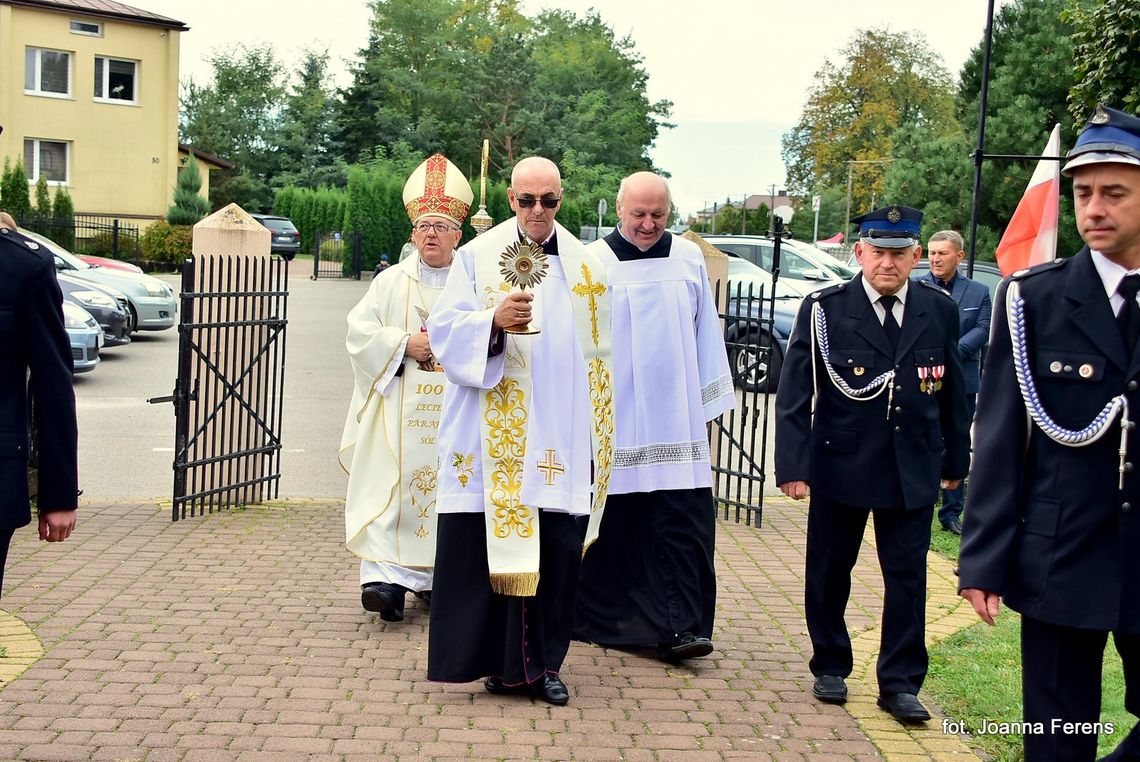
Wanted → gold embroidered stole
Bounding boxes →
[471,222,615,596]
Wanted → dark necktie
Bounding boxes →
[879,294,900,352]
[1118,274,1140,351]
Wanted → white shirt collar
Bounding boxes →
[860,275,909,306]
[859,276,908,325]
[1090,249,1140,312]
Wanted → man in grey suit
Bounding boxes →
[920,230,991,535]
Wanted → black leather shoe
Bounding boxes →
[877,692,932,723]
[414,589,432,608]
[941,517,963,535]
[656,633,714,662]
[483,676,528,696]
[812,675,848,704]
[531,675,569,706]
[361,582,406,622]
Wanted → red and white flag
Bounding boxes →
[994,124,1060,275]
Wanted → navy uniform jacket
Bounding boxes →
[920,272,992,395]
[775,275,971,509]
[959,248,1140,633]
[0,227,77,527]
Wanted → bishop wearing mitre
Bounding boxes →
[340,154,473,623]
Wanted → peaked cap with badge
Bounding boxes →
[1062,103,1140,175]
[402,154,474,226]
[849,204,923,249]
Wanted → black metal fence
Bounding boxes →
[157,254,290,520]
[18,213,141,259]
[710,280,777,527]
[312,231,363,280]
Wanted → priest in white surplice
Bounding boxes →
[426,157,616,707]
[575,172,735,662]
[340,154,473,623]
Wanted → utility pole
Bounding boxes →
[711,202,717,234]
[741,194,747,234]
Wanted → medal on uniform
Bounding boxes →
[918,365,928,393]
[931,364,944,393]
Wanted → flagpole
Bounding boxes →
[966,0,996,280]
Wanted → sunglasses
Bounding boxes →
[515,195,561,209]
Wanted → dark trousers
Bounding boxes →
[0,527,14,599]
[805,495,933,695]
[427,511,584,685]
[1021,616,1140,762]
[939,393,976,524]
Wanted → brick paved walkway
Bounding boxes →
[0,498,980,761]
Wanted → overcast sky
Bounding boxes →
[140,0,1010,218]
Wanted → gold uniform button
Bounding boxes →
[1049,361,1062,373]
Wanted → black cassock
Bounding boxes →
[427,511,583,687]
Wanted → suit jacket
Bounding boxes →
[0,228,77,528]
[920,271,991,394]
[774,275,971,509]
[959,248,1140,633]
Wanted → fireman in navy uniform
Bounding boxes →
[0,218,78,598]
[775,204,971,723]
[959,105,1140,762]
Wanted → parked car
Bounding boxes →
[77,254,144,273]
[250,214,301,259]
[704,234,852,294]
[722,257,804,392]
[57,273,130,346]
[20,229,177,331]
[62,301,102,374]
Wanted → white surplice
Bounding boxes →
[340,253,451,591]
[590,232,735,494]
[428,223,594,516]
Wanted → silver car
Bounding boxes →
[21,228,177,331]
[62,301,102,374]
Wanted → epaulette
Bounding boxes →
[1009,258,1067,281]
[917,279,955,299]
[0,227,44,256]
[808,281,847,301]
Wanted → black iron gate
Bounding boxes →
[154,255,290,520]
[709,226,790,528]
[312,231,363,280]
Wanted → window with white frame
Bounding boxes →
[94,56,137,102]
[70,19,103,36]
[24,47,72,96]
[23,139,70,184]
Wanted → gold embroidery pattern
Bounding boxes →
[409,465,437,533]
[451,452,475,488]
[484,379,535,539]
[588,357,615,513]
[572,263,606,347]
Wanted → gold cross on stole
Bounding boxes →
[571,264,605,347]
[537,449,565,486]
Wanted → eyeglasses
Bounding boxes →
[515,195,561,209]
[413,222,457,234]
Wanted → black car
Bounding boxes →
[57,272,130,346]
[250,214,301,259]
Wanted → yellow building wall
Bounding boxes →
[0,4,181,220]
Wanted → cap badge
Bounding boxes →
[1090,105,1110,125]
[887,206,902,224]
